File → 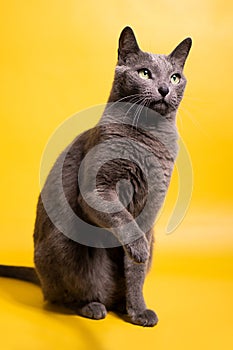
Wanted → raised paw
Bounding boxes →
[79,302,107,320]
[124,237,149,264]
[131,309,158,327]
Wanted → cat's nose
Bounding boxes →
[158,85,169,97]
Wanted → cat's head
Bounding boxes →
[110,26,192,117]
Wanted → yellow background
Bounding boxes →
[0,1,233,349]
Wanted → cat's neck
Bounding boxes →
[99,100,178,160]
[101,97,177,131]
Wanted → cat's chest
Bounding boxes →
[128,140,175,197]
[114,141,176,220]
[94,129,177,215]
[112,127,177,187]
[81,123,177,211]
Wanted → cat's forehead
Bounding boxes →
[145,53,174,72]
[117,51,176,75]
[124,51,175,73]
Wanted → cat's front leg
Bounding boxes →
[78,192,149,263]
[124,236,149,264]
[124,253,158,327]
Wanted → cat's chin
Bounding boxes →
[149,100,170,116]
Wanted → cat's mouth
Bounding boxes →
[150,99,169,115]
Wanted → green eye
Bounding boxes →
[138,69,151,80]
[171,73,181,85]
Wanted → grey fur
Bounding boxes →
[0,27,191,327]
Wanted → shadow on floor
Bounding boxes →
[0,277,112,350]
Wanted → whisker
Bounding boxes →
[183,94,209,104]
[104,94,144,127]
[132,104,141,129]
[132,97,148,130]
[122,96,145,124]
[178,105,211,139]
[131,97,146,127]
[107,94,142,110]
[176,110,184,130]
[144,97,151,124]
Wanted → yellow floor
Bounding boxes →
[0,207,233,350]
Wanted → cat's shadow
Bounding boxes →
[0,278,127,349]
[0,278,134,334]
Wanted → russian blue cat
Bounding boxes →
[0,27,191,327]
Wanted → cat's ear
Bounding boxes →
[118,26,140,63]
[168,38,192,69]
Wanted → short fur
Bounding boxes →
[0,27,191,327]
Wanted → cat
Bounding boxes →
[0,27,191,327]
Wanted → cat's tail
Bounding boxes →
[0,265,41,285]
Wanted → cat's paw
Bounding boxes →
[131,309,158,327]
[124,237,149,263]
[79,302,107,320]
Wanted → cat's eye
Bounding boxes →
[171,73,181,85]
[138,68,151,80]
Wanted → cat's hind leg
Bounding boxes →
[78,302,107,320]
[65,301,107,320]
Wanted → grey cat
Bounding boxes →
[0,27,191,327]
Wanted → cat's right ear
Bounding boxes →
[118,27,140,63]
[168,37,192,69]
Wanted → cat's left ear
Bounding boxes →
[168,38,192,69]
[118,26,141,63]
